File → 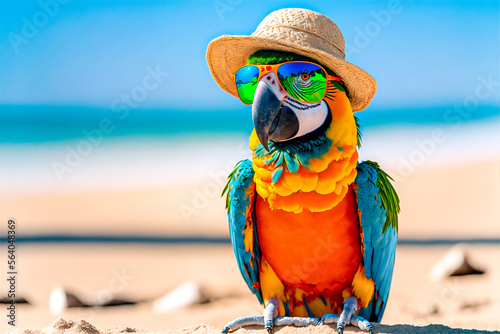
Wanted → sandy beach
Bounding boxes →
[3,244,500,333]
[2,0,499,332]
[1,159,499,333]
[2,159,499,239]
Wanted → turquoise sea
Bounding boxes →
[1,104,499,195]
[1,104,499,144]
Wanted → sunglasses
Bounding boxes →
[233,61,341,105]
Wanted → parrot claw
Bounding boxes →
[317,297,373,333]
[222,315,321,332]
[274,316,319,327]
[350,315,373,333]
[222,298,277,333]
[319,313,340,325]
[222,297,373,333]
[221,315,264,333]
[222,298,321,332]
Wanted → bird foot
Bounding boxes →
[222,297,372,333]
[319,314,373,333]
[222,315,320,333]
[318,297,373,333]
[222,297,319,333]
[221,315,265,333]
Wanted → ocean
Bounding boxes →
[1,104,499,195]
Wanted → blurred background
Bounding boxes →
[0,0,499,333]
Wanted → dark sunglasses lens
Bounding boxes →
[277,62,327,103]
[235,66,260,104]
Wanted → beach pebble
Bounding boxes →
[153,281,207,314]
[49,286,87,314]
[429,244,485,282]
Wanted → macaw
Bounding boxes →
[221,50,400,334]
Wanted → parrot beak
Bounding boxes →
[252,80,299,151]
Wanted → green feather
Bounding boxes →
[364,160,400,233]
[222,160,244,210]
[354,115,362,149]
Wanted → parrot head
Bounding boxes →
[244,50,357,151]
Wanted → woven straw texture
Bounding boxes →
[206,8,377,112]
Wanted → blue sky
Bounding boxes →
[0,0,499,111]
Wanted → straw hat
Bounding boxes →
[207,8,377,112]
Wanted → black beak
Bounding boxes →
[252,81,299,151]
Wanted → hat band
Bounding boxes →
[255,24,346,59]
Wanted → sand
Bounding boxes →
[1,160,499,333]
[7,318,500,334]
[2,244,500,333]
[1,160,499,239]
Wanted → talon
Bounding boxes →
[266,327,273,334]
[222,327,229,334]
[338,329,343,334]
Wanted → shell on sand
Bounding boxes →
[429,244,485,282]
[153,281,207,314]
[49,286,86,315]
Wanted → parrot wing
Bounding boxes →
[222,159,263,304]
[354,161,400,322]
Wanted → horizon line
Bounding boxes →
[3,234,500,246]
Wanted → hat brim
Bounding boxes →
[207,35,377,112]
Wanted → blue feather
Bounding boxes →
[224,159,263,304]
[272,166,283,183]
[355,161,399,322]
[284,152,299,173]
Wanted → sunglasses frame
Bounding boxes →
[233,61,341,105]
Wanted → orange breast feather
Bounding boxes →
[256,186,362,296]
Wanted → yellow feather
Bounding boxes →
[253,164,273,182]
[283,171,304,192]
[351,265,375,308]
[249,130,260,150]
[300,171,318,192]
[305,157,330,173]
[259,257,286,308]
[273,181,294,196]
[255,181,270,199]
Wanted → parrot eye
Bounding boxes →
[301,73,310,80]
